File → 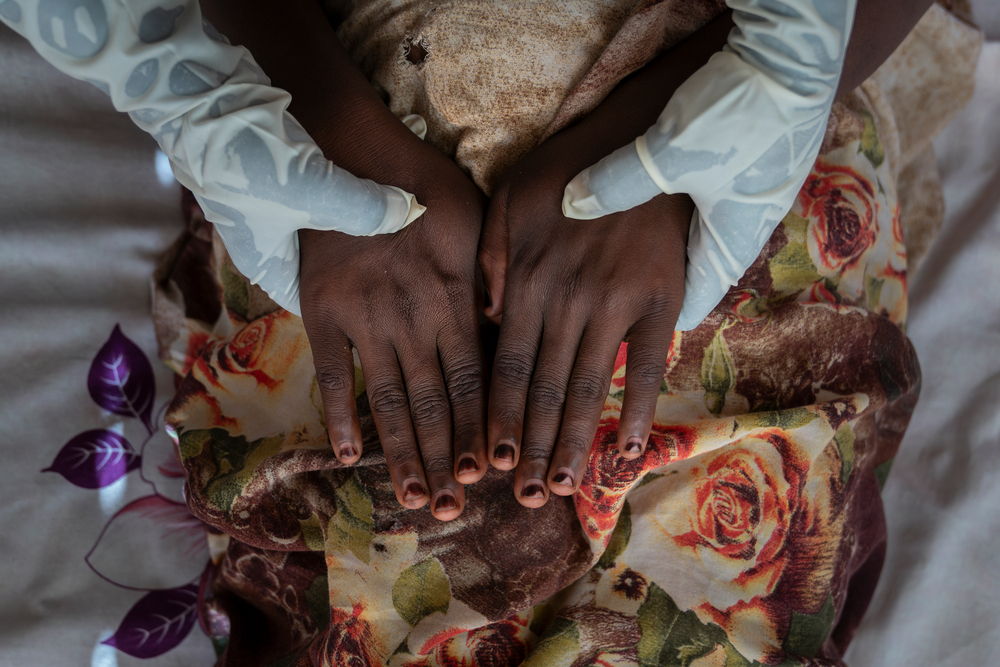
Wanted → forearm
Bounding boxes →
[198,0,418,174]
[586,0,936,146]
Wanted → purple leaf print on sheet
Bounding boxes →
[41,429,140,489]
[86,495,209,590]
[88,325,155,431]
[102,584,199,659]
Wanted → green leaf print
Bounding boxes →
[735,407,817,432]
[326,473,374,563]
[701,325,735,415]
[596,502,632,570]
[859,110,885,168]
[191,428,284,512]
[522,617,580,667]
[637,583,763,666]
[392,557,450,626]
[783,595,836,658]
[874,459,894,490]
[834,422,856,485]
[221,261,251,320]
[769,213,822,295]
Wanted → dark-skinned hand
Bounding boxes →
[478,76,693,509]
[299,106,488,523]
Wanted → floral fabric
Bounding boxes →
[151,4,976,666]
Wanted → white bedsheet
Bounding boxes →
[846,11,1000,666]
[0,5,997,666]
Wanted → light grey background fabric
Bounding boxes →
[846,4,1000,663]
[0,27,214,667]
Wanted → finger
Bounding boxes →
[357,342,430,510]
[487,293,542,472]
[397,346,465,521]
[516,317,584,508]
[479,187,510,322]
[438,328,487,486]
[618,316,674,459]
[304,324,362,464]
[548,323,623,496]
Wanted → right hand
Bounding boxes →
[299,113,487,523]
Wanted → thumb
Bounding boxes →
[479,187,510,324]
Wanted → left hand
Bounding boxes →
[480,118,692,508]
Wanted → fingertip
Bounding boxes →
[618,435,646,460]
[548,468,578,496]
[332,434,361,463]
[455,455,486,485]
[490,440,518,471]
[399,478,429,510]
[517,479,549,508]
[431,490,463,522]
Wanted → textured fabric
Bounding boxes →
[0,0,423,315]
[562,0,857,332]
[161,103,915,666]
[150,2,977,666]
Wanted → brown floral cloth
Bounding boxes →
[153,2,980,665]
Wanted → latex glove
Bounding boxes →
[0,0,423,313]
[562,0,857,330]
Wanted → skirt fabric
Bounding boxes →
[152,3,980,664]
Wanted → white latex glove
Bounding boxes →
[0,0,424,314]
[563,0,857,330]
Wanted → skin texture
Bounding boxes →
[201,0,934,516]
[202,0,488,521]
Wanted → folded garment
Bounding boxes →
[152,2,978,665]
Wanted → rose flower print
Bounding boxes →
[624,427,844,663]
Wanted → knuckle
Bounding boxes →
[528,378,566,414]
[385,444,419,469]
[643,291,681,320]
[567,371,608,403]
[409,387,450,428]
[368,382,408,416]
[519,443,553,463]
[557,433,592,457]
[314,363,351,394]
[494,348,535,386]
[421,452,453,475]
[444,361,484,404]
[492,407,523,429]
[630,360,666,388]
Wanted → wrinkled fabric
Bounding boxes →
[562,0,857,332]
[0,0,423,315]
[152,2,978,665]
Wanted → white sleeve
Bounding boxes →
[561,0,856,330]
[0,0,425,314]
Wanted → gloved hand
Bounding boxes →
[0,0,424,313]
[562,0,857,331]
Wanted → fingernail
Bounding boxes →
[521,482,545,499]
[624,438,643,455]
[458,457,479,474]
[403,480,426,502]
[434,493,457,512]
[552,470,574,487]
[494,443,515,462]
[338,443,358,460]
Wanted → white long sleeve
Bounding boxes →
[0,0,424,314]
[562,0,856,330]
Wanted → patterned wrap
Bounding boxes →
[144,1,976,665]
[159,105,917,663]
[562,0,857,332]
[0,0,424,314]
